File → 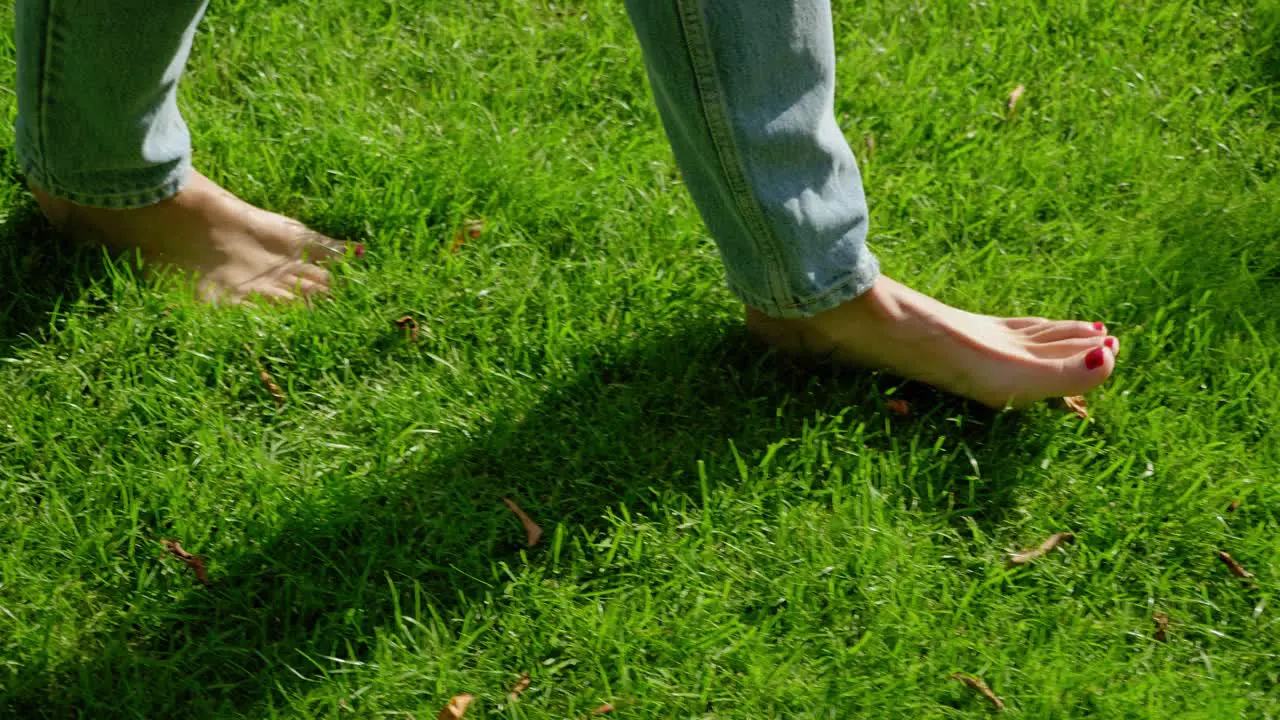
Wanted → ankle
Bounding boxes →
[752,277,902,332]
[29,184,73,229]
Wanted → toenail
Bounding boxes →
[1084,347,1105,370]
[353,242,366,259]
[1092,321,1105,332]
[1104,337,1117,351]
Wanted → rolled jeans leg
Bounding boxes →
[625,0,879,319]
[15,0,209,209]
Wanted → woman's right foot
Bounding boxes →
[32,170,344,304]
[747,275,1120,409]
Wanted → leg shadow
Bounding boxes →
[0,195,109,355]
[1,321,1052,717]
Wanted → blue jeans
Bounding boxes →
[15,0,878,318]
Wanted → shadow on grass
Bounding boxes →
[1,320,1053,718]
[1251,0,1280,92]
[0,199,108,356]
[1124,182,1280,341]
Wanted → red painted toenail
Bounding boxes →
[1104,337,1117,351]
[354,242,366,259]
[1085,347,1105,370]
[1092,321,1105,331]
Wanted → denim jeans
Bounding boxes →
[14,0,878,318]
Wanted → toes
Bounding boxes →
[284,274,329,298]
[301,234,349,265]
[1002,316,1049,330]
[1009,343,1118,406]
[297,262,332,289]
[274,216,349,264]
[286,222,353,266]
[247,286,299,305]
[266,261,331,303]
[1053,344,1116,396]
[1024,320,1107,343]
[1027,336,1107,359]
[1081,345,1114,374]
[1103,335,1120,357]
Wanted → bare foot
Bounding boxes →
[31,171,345,304]
[746,276,1120,408]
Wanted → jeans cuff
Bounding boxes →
[729,251,880,319]
[17,153,191,209]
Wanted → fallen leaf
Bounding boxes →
[951,672,1005,711]
[1217,550,1256,586]
[886,399,911,416]
[590,704,615,716]
[1009,532,1075,566]
[255,369,285,407]
[451,218,485,253]
[161,539,209,585]
[1061,396,1089,419]
[395,315,420,342]
[1007,84,1026,111]
[864,132,876,160]
[1152,612,1169,642]
[502,497,544,547]
[508,672,531,701]
[244,343,285,408]
[437,693,474,720]
[1228,499,1241,512]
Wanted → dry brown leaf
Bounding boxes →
[864,132,876,160]
[437,693,474,720]
[590,704,615,716]
[257,368,285,407]
[951,673,1005,711]
[1152,612,1169,642]
[451,219,485,253]
[161,539,209,585]
[1009,532,1075,566]
[1061,395,1089,419]
[244,343,285,408]
[1007,84,1026,111]
[395,315,420,343]
[502,497,544,547]
[886,399,911,417]
[508,672,531,701]
[1217,550,1256,586]
[1228,499,1241,512]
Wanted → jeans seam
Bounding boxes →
[33,0,60,188]
[675,0,791,310]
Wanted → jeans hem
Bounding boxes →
[730,252,880,319]
[676,0,793,306]
[17,154,191,210]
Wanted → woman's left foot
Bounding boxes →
[747,275,1120,408]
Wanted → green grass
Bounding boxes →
[2,0,1280,717]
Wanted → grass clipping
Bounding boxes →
[502,497,544,547]
[161,539,208,585]
[951,673,1005,711]
[1217,550,1256,587]
[437,694,474,720]
[1009,532,1075,566]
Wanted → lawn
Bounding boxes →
[2,0,1279,717]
